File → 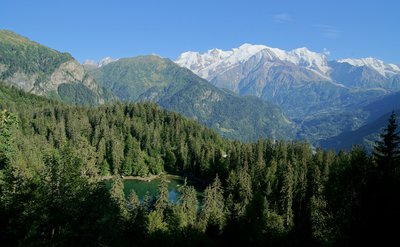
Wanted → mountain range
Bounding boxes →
[1,30,399,149]
[175,44,400,146]
[176,44,400,117]
[175,44,400,92]
[0,30,294,141]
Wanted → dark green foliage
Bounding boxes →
[110,176,128,219]
[365,112,400,245]
[0,144,123,246]
[154,175,169,211]
[373,111,400,174]
[176,180,198,228]
[1,83,399,246]
[57,83,99,106]
[200,175,226,235]
[0,110,16,169]
[0,83,226,180]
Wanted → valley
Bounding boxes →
[0,27,399,246]
[1,1,400,245]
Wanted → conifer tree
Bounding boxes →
[373,111,400,177]
[200,175,225,234]
[367,111,400,245]
[0,110,16,169]
[110,176,128,219]
[154,175,169,211]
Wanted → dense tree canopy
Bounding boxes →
[1,83,399,246]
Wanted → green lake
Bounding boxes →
[105,175,202,203]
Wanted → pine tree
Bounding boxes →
[154,175,169,211]
[200,175,225,234]
[128,189,140,221]
[0,110,16,169]
[280,161,294,229]
[373,111,400,177]
[167,179,199,232]
[177,179,198,227]
[110,176,128,219]
[367,111,400,245]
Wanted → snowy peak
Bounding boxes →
[98,57,118,67]
[83,57,119,68]
[288,47,329,74]
[230,43,268,62]
[176,49,231,73]
[337,57,400,77]
[175,44,330,80]
[175,44,268,76]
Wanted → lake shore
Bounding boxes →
[101,173,181,182]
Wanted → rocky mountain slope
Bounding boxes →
[0,30,106,105]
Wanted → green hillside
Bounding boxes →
[90,55,296,140]
[0,30,73,79]
[90,56,191,101]
[0,30,105,105]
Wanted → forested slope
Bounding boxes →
[90,55,296,141]
[1,83,399,246]
[0,30,108,105]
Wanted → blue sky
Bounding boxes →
[1,0,399,63]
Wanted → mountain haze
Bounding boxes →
[321,91,400,151]
[175,44,398,118]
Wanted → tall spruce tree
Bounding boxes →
[373,111,400,177]
[365,111,400,245]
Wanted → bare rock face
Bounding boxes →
[50,60,85,87]
[0,30,104,105]
[2,59,103,104]
[49,60,99,91]
[6,71,37,92]
[0,64,8,75]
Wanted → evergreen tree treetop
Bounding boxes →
[373,111,400,176]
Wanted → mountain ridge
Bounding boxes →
[0,30,107,105]
[175,44,399,119]
[176,43,399,82]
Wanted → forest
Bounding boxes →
[0,83,399,246]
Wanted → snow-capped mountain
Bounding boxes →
[337,57,400,77]
[98,57,118,67]
[329,57,400,89]
[176,44,331,82]
[175,44,400,118]
[83,57,118,68]
[176,44,338,117]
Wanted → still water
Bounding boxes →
[105,176,201,203]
